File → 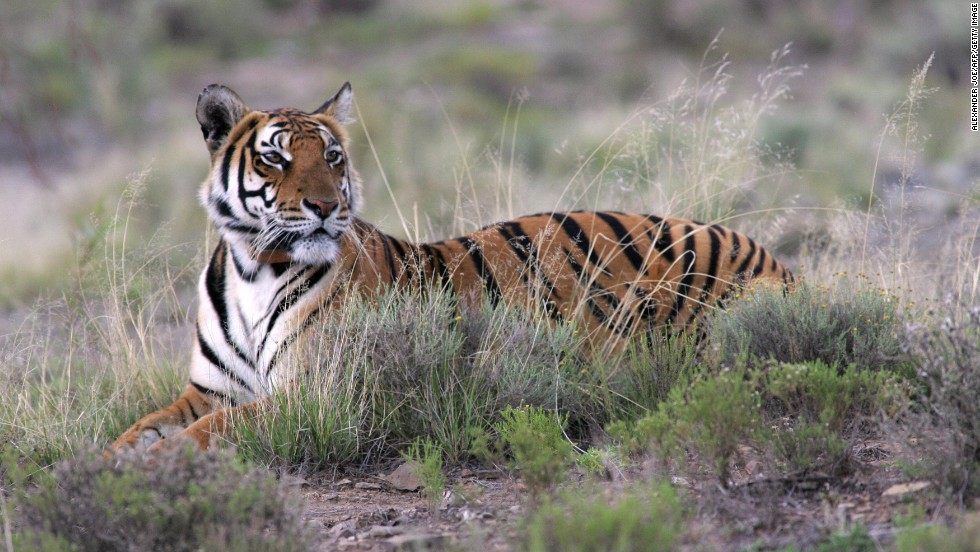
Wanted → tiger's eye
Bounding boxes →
[262,152,284,165]
[325,150,342,164]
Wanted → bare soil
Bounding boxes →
[298,438,937,551]
[301,465,523,551]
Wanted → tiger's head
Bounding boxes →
[196,82,361,266]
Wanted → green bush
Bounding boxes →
[234,376,366,471]
[494,405,574,497]
[711,278,910,374]
[402,438,447,514]
[590,331,701,422]
[762,361,903,474]
[234,288,586,469]
[895,512,980,552]
[905,305,980,504]
[618,366,764,484]
[522,481,687,552]
[812,525,876,552]
[7,446,312,552]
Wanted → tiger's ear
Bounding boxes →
[313,82,354,125]
[196,84,250,155]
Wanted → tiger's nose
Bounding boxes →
[302,198,339,219]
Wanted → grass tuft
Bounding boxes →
[710,277,911,375]
[521,481,688,552]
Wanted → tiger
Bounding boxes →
[110,82,794,452]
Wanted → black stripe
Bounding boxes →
[457,237,502,307]
[387,237,414,286]
[752,247,769,278]
[667,225,699,324]
[729,231,742,263]
[230,249,259,282]
[263,264,330,343]
[497,222,564,322]
[685,226,722,326]
[205,244,253,364]
[562,246,630,337]
[266,279,345,377]
[379,231,399,283]
[421,244,451,288]
[734,237,758,276]
[219,143,236,192]
[213,197,234,219]
[185,396,201,420]
[191,381,237,407]
[646,216,676,264]
[705,225,722,289]
[595,212,645,272]
[197,328,254,394]
[553,213,613,277]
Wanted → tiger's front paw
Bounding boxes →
[109,422,187,453]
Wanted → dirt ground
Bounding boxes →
[301,464,524,551]
[298,437,936,551]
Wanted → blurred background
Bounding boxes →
[0,0,974,305]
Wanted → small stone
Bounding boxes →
[381,533,448,551]
[386,461,424,492]
[280,474,308,488]
[366,525,405,538]
[882,481,931,498]
[335,478,353,487]
[355,481,383,491]
[329,521,357,539]
[670,476,692,488]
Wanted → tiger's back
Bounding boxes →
[346,210,792,341]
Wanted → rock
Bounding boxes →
[386,461,424,492]
[335,478,353,487]
[329,520,357,539]
[380,533,448,551]
[355,481,383,491]
[882,481,931,498]
[670,476,692,488]
[366,525,405,538]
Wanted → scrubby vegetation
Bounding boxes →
[5,445,312,551]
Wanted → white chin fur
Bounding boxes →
[289,239,340,265]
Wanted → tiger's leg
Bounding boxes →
[145,400,263,452]
[110,384,222,451]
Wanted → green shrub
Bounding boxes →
[619,366,764,484]
[234,376,366,471]
[521,481,687,552]
[895,512,980,552]
[233,287,586,469]
[7,446,312,552]
[905,305,980,504]
[494,405,574,497]
[576,447,612,478]
[762,361,904,474]
[711,278,910,374]
[402,438,447,514]
[589,331,701,422]
[812,525,875,552]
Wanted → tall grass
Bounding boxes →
[0,176,194,469]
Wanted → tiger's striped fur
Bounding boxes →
[110,83,793,451]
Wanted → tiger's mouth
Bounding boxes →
[250,226,344,265]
